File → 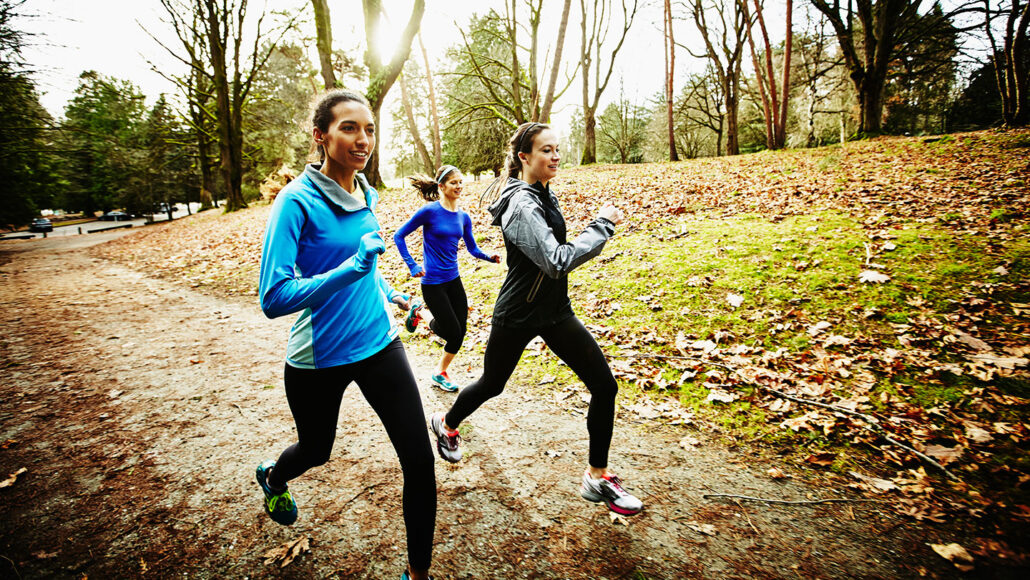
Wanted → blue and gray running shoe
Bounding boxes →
[431,372,459,392]
[256,460,298,525]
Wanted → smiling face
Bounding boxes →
[314,100,376,179]
[519,128,560,185]
[439,170,463,202]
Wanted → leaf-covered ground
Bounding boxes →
[95,129,1030,567]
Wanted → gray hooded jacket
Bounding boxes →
[487,178,615,328]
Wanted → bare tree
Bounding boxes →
[156,0,292,212]
[687,0,748,155]
[541,0,574,121]
[448,1,578,128]
[794,12,849,146]
[361,0,425,186]
[808,0,919,135]
[398,70,434,174]
[985,0,1030,126]
[579,0,640,164]
[746,0,792,149]
[311,0,338,89]
[679,66,726,156]
[417,33,442,167]
[664,0,680,160]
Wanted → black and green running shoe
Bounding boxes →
[256,460,298,525]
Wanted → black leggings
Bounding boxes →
[444,315,618,468]
[422,277,469,355]
[267,339,436,571]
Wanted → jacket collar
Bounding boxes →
[304,163,378,213]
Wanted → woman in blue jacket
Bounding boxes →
[394,166,500,392]
[255,89,436,580]
[428,122,643,517]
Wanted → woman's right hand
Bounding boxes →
[598,205,624,226]
[411,266,425,278]
[354,231,386,272]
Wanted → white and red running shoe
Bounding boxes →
[430,412,462,463]
[580,470,643,515]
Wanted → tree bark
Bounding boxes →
[665,0,680,161]
[540,0,573,122]
[399,72,434,174]
[417,33,442,168]
[311,0,338,89]
[580,0,639,164]
[362,0,426,186]
[809,0,916,135]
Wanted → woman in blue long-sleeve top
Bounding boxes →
[255,89,436,580]
[394,166,500,392]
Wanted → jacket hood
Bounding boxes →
[304,164,377,212]
[487,177,530,226]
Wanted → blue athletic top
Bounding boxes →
[259,164,401,369]
[393,201,494,285]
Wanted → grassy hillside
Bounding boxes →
[96,130,1030,547]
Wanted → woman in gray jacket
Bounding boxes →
[428,122,642,516]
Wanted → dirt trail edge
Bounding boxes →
[1,234,965,579]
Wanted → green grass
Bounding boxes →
[459,206,1029,451]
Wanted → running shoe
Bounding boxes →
[580,470,643,516]
[256,460,298,525]
[405,300,424,332]
[430,412,462,463]
[431,372,459,392]
[400,570,434,580]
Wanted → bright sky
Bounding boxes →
[16,0,701,113]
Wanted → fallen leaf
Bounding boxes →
[264,536,310,568]
[686,521,718,536]
[929,543,974,572]
[964,425,994,444]
[706,389,738,404]
[924,444,963,465]
[0,467,27,489]
[859,270,891,284]
[726,293,744,308]
[954,331,991,351]
[849,470,898,492]
[767,467,788,479]
[538,374,556,385]
[808,321,832,336]
[992,265,1008,275]
[805,452,836,467]
[679,435,701,450]
[966,354,1028,369]
[609,512,629,526]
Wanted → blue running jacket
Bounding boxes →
[259,164,402,369]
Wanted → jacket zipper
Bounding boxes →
[526,271,545,303]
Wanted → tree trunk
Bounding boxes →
[417,33,442,167]
[312,0,338,89]
[777,0,792,147]
[664,0,679,161]
[540,0,573,122]
[399,72,434,174]
[859,75,884,135]
[725,89,739,155]
[582,106,597,164]
[362,0,426,186]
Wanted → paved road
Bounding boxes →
[1,204,211,240]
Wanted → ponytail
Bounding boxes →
[481,122,548,207]
[409,165,462,202]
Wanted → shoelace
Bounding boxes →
[602,475,629,496]
[268,492,294,512]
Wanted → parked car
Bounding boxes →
[29,218,53,232]
[99,211,130,221]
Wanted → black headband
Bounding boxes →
[515,123,542,156]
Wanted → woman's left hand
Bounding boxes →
[392,293,411,310]
[491,254,501,264]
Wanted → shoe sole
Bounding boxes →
[432,380,458,392]
[581,488,642,516]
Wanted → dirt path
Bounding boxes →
[0,234,963,579]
